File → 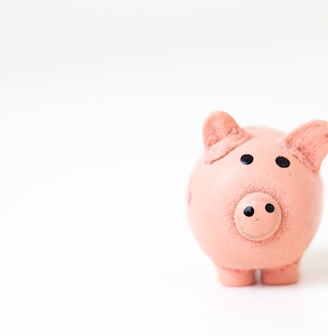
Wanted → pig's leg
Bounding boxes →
[261,261,299,285]
[217,267,256,286]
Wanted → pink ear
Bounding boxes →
[281,120,328,173]
[203,111,251,164]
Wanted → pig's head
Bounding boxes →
[202,111,328,242]
[189,111,328,269]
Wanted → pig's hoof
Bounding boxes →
[261,262,299,285]
[218,267,256,286]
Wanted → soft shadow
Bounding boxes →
[301,246,328,285]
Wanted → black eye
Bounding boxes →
[240,154,253,165]
[276,156,290,168]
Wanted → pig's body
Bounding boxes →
[188,113,328,286]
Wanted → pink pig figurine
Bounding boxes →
[187,111,328,286]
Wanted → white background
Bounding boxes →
[1,1,328,335]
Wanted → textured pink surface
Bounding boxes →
[188,112,328,286]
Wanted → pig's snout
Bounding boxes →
[234,192,281,241]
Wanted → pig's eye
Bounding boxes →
[276,156,290,168]
[240,154,254,165]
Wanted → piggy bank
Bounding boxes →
[187,111,328,286]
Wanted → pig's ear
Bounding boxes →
[203,111,251,164]
[281,120,328,173]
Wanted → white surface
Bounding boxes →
[1,1,328,335]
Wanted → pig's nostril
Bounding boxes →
[243,206,254,217]
[265,203,275,213]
